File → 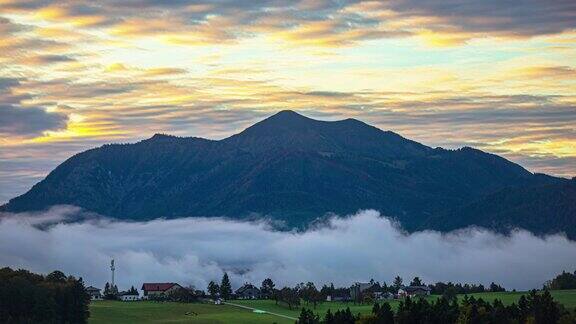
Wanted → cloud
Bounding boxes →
[3,0,574,49]
[1,207,575,292]
[0,105,68,137]
[0,78,69,137]
[385,0,576,37]
[18,54,76,65]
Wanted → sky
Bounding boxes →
[2,207,575,291]
[0,0,575,203]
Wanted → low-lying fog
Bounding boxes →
[1,206,574,291]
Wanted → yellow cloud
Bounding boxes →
[417,29,472,47]
[35,6,108,27]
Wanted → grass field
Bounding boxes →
[89,290,576,323]
[235,290,576,319]
[89,300,294,324]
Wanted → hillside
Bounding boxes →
[425,178,576,238]
[2,110,573,236]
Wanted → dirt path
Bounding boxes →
[223,301,298,321]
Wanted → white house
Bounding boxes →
[119,292,139,301]
[86,286,102,300]
[397,286,431,298]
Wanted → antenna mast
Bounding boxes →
[110,259,115,287]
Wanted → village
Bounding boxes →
[85,280,431,303]
[85,260,431,304]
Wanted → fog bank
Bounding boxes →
[1,206,574,291]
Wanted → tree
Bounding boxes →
[489,282,505,292]
[373,302,394,323]
[207,281,220,299]
[46,270,67,283]
[442,286,458,303]
[103,282,118,300]
[528,289,561,324]
[301,282,323,308]
[260,278,275,299]
[127,286,138,295]
[546,271,576,290]
[393,276,403,290]
[410,277,423,286]
[220,273,232,300]
[0,267,90,324]
[324,309,335,324]
[167,287,197,303]
[278,287,300,310]
[332,307,356,324]
[297,308,320,324]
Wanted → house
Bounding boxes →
[397,286,431,298]
[86,286,102,300]
[235,283,261,299]
[141,283,183,298]
[119,291,139,301]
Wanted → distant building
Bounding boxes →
[398,286,431,298]
[350,282,376,301]
[373,291,393,301]
[119,291,139,301]
[235,283,261,299]
[326,291,351,302]
[141,283,183,297]
[86,286,102,300]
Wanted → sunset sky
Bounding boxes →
[1,0,575,203]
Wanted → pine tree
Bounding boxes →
[393,276,403,290]
[207,281,220,299]
[410,276,423,286]
[260,278,275,299]
[220,273,232,300]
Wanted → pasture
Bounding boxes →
[235,290,576,319]
[89,300,294,324]
[89,290,576,323]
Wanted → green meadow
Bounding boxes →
[89,300,293,324]
[89,290,576,323]
[234,290,576,319]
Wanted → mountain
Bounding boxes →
[2,110,574,237]
[424,177,576,238]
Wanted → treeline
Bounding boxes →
[429,281,505,296]
[204,273,508,308]
[0,267,90,324]
[297,290,576,324]
[545,270,576,290]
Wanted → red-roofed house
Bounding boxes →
[141,283,183,297]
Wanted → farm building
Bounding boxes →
[235,283,261,299]
[119,291,139,301]
[86,286,102,300]
[141,283,183,297]
[398,286,431,298]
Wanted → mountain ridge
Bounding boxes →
[2,110,574,238]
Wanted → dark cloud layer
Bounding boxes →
[0,104,68,136]
[0,78,68,137]
[387,0,576,36]
[2,0,574,44]
[0,207,575,292]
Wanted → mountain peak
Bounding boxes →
[260,110,314,126]
[272,110,304,118]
